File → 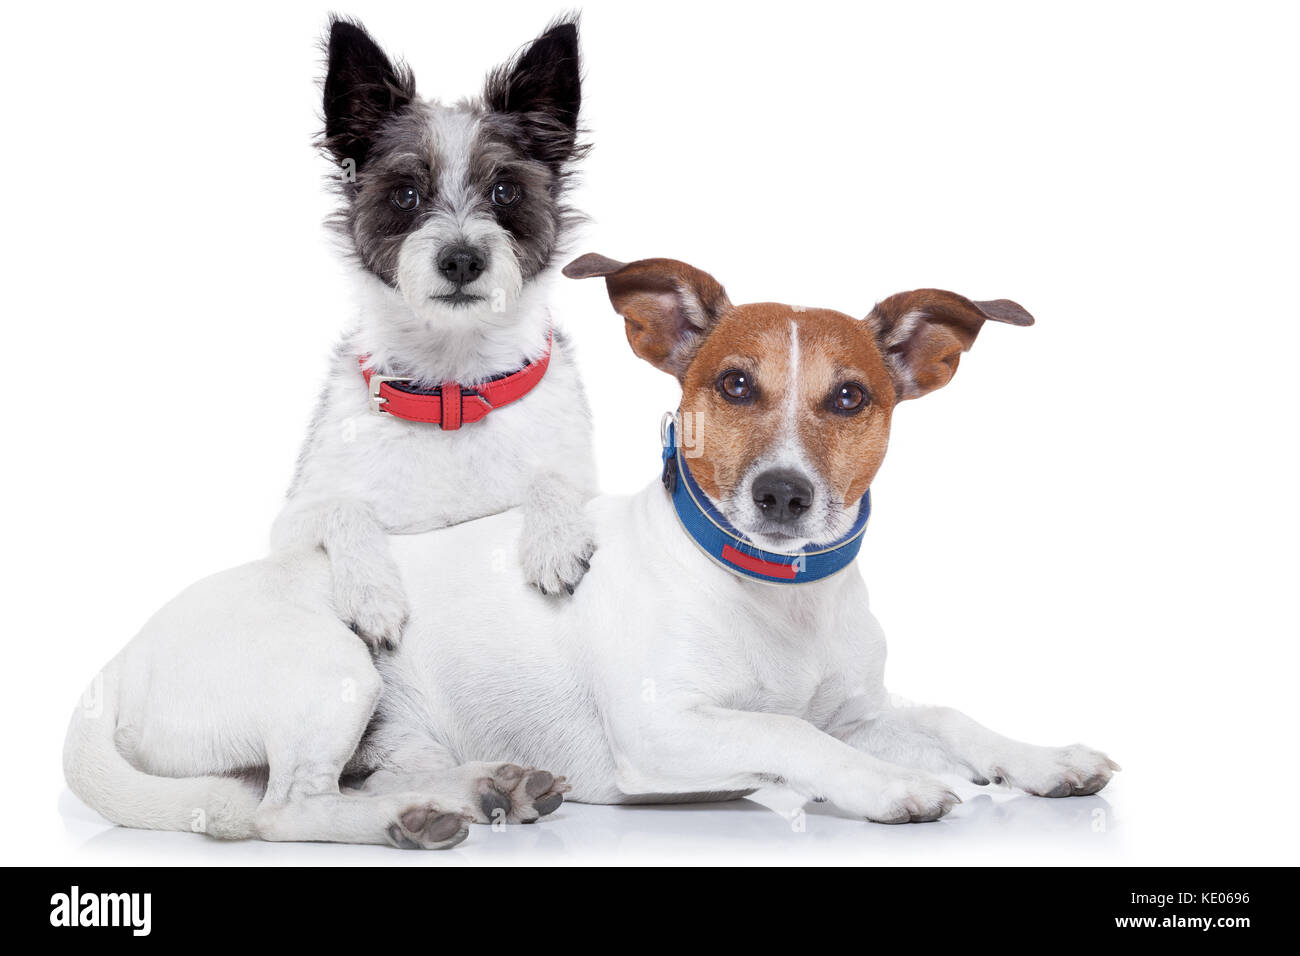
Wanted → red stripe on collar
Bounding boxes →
[720,544,799,579]
[359,329,552,430]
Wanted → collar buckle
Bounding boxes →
[368,373,412,414]
[659,410,678,449]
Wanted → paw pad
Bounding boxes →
[472,763,571,824]
[387,805,470,849]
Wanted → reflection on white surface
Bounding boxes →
[60,779,1121,866]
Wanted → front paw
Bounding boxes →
[334,567,410,651]
[520,525,596,597]
[988,744,1120,797]
[864,773,962,824]
[827,769,961,824]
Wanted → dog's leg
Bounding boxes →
[359,762,571,825]
[350,728,570,824]
[615,706,960,824]
[838,702,1119,797]
[256,787,471,849]
[272,497,409,649]
[518,470,595,596]
[251,669,470,849]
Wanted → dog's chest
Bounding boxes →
[300,360,587,532]
[355,421,537,529]
[705,593,848,726]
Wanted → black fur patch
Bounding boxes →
[339,107,441,283]
[321,17,417,170]
[483,19,585,169]
[472,117,574,281]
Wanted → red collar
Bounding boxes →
[359,330,552,430]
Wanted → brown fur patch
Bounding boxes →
[564,255,732,376]
[680,304,897,508]
[866,289,1034,399]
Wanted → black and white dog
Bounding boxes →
[272,17,597,649]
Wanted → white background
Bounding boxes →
[2,0,1297,865]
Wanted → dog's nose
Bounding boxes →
[437,245,486,285]
[752,469,814,523]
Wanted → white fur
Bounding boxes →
[874,307,925,398]
[64,470,1116,846]
[273,257,598,643]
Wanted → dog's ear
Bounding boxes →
[565,254,732,378]
[865,290,1034,400]
[321,17,416,170]
[484,18,583,167]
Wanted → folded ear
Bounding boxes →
[564,254,732,377]
[321,18,416,170]
[865,290,1034,400]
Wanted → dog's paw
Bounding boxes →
[465,762,572,824]
[334,565,410,651]
[987,743,1120,798]
[826,770,960,824]
[865,773,962,824]
[520,524,596,597]
[385,805,471,850]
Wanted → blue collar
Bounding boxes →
[660,417,870,585]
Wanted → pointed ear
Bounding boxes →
[564,254,732,378]
[484,18,583,167]
[321,18,416,170]
[865,290,1034,400]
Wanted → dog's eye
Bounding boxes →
[491,181,522,207]
[717,369,756,405]
[392,185,420,211]
[829,382,868,415]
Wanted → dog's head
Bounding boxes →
[565,254,1034,551]
[321,17,586,335]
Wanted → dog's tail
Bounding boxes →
[62,660,260,840]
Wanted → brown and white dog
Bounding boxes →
[63,254,1117,847]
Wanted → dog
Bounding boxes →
[63,254,1117,848]
[274,16,598,652]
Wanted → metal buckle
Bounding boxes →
[659,410,678,448]
[368,373,413,414]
